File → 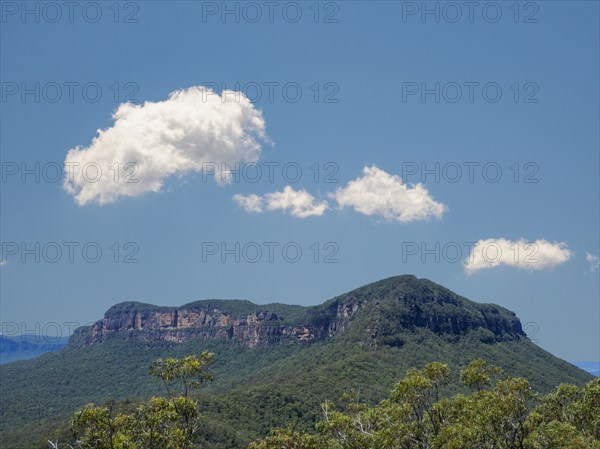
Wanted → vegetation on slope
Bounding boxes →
[0,276,593,449]
[44,356,600,449]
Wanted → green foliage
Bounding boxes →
[526,378,600,448]
[0,335,593,449]
[249,428,326,449]
[149,353,215,398]
[70,354,214,449]
[251,363,600,449]
[1,276,595,448]
[71,397,197,449]
[459,358,503,391]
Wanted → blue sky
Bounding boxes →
[1,1,598,361]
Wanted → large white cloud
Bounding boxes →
[329,166,447,223]
[233,186,328,218]
[464,238,572,274]
[63,86,268,205]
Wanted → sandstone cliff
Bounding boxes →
[71,275,525,348]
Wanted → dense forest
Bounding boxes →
[1,277,594,449]
[52,354,600,449]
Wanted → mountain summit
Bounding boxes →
[72,275,524,348]
[0,275,593,449]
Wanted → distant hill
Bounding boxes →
[571,361,600,377]
[0,275,593,449]
[0,334,69,365]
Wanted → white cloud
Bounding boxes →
[329,166,447,223]
[232,193,264,213]
[265,186,328,218]
[233,186,328,218]
[586,252,600,271]
[464,238,572,274]
[63,86,268,205]
[0,260,8,267]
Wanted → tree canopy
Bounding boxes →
[251,359,599,449]
[63,356,599,449]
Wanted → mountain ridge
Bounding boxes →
[0,335,69,365]
[1,275,593,449]
[70,275,525,349]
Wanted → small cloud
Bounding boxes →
[233,193,264,213]
[586,252,600,271]
[329,165,446,223]
[0,260,8,267]
[464,238,572,274]
[64,86,269,205]
[265,186,328,218]
[234,186,328,218]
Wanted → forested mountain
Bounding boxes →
[0,335,69,365]
[0,275,592,448]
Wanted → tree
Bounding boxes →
[525,378,600,448]
[64,358,600,449]
[149,353,215,399]
[69,352,215,449]
[459,358,502,392]
[250,360,599,449]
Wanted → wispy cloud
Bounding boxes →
[586,252,600,271]
[234,186,328,218]
[232,193,264,213]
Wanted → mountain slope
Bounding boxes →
[70,275,525,349]
[0,335,69,365]
[0,275,592,449]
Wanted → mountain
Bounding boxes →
[0,275,593,449]
[70,277,524,348]
[571,361,600,377]
[0,335,69,365]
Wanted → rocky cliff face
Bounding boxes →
[71,276,526,348]
[72,301,359,348]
